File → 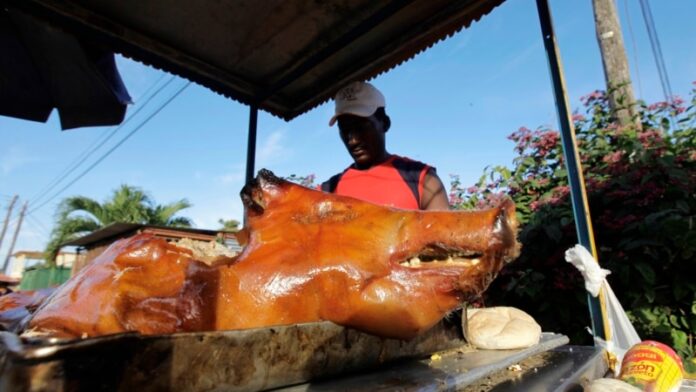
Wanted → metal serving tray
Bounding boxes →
[0,319,467,392]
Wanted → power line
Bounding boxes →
[622,0,643,99]
[28,81,192,215]
[638,0,673,103]
[30,75,171,205]
[29,75,176,206]
[26,213,51,238]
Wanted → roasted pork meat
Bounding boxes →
[26,170,520,339]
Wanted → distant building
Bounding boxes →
[0,273,20,295]
[61,223,241,274]
[6,250,76,279]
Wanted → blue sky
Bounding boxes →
[1,0,694,257]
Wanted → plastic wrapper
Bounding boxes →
[565,244,641,372]
[619,340,684,392]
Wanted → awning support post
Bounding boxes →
[245,105,258,185]
[535,0,609,342]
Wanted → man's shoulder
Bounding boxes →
[390,155,433,171]
[320,167,350,192]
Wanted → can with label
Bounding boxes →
[619,340,684,392]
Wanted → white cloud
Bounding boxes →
[1,146,38,175]
[258,129,292,165]
[217,164,245,184]
[188,197,244,230]
[447,33,473,57]
[482,40,541,84]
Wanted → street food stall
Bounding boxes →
[0,0,622,390]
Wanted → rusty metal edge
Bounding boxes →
[1,319,466,392]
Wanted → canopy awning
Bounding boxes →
[6,0,505,120]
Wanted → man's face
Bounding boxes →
[337,114,386,168]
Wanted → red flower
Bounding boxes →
[602,151,623,164]
[580,90,605,105]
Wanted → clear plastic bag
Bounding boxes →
[565,245,641,374]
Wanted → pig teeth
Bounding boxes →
[400,256,479,267]
[400,257,421,267]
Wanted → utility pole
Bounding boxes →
[592,0,642,129]
[0,195,19,255]
[2,201,27,274]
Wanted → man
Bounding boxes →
[321,81,449,210]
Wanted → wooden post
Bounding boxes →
[0,195,18,254]
[592,0,642,129]
[2,201,27,274]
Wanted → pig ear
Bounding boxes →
[492,199,520,263]
[257,169,284,188]
[241,170,291,219]
[240,184,265,217]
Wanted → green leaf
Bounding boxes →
[644,287,656,303]
[673,284,687,301]
[670,329,688,350]
[634,263,656,285]
[685,357,696,374]
[679,316,689,329]
[543,224,562,242]
[669,315,680,328]
[676,200,689,212]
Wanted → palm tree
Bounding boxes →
[44,185,193,263]
[218,218,240,232]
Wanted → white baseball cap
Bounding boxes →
[329,81,386,126]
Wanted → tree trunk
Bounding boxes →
[592,0,642,130]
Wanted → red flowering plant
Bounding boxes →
[450,83,696,365]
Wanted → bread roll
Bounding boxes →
[465,306,541,350]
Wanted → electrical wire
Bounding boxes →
[27,81,192,216]
[25,213,50,238]
[638,0,673,103]
[622,0,643,99]
[29,75,175,206]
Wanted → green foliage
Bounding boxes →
[284,174,317,188]
[218,218,240,232]
[450,85,696,363]
[45,185,193,262]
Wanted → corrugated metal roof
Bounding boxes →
[7,0,505,120]
[63,223,239,248]
[0,274,21,285]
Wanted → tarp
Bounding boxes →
[0,7,131,129]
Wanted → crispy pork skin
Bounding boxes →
[28,170,520,339]
[0,288,55,333]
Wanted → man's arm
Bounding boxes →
[421,171,450,210]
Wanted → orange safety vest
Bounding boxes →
[320,155,434,210]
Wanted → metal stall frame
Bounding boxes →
[5,0,610,345]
